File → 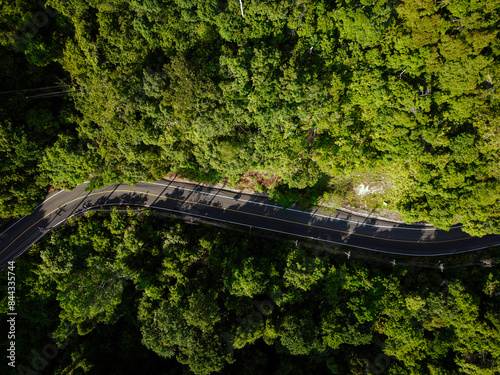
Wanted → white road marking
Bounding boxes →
[145,182,452,232]
[0,216,26,238]
[33,189,65,210]
[0,180,467,265]
[65,203,476,257]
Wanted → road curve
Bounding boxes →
[1,179,500,267]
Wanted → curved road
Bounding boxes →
[1,179,500,268]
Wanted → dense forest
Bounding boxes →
[1,212,499,374]
[1,2,500,375]
[0,0,499,234]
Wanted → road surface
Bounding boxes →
[1,179,500,268]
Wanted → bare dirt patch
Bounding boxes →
[236,171,281,192]
[164,172,404,222]
[163,172,278,196]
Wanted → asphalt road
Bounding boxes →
[1,179,500,268]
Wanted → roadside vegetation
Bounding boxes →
[1,212,500,374]
[1,2,500,375]
[0,0,499,234]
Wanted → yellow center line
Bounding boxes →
[1,190,117,255]
[1,188,470,257]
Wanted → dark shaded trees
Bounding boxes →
[5,213,499,374]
